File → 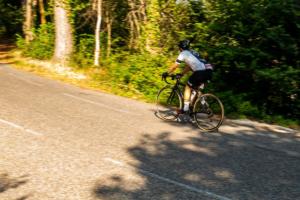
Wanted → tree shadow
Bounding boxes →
[0,173,28,193]
[0,173,30,200]
[93,128,300,199]
[0,43,15,53]
[0,55,13,60]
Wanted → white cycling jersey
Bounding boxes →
[176,50,206,71]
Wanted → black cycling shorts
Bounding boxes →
[187,69,212,89]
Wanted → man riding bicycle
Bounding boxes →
[162,40,213,113]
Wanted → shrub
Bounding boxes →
[16,23,55,60]
[100,52,170,100]
[71,34,95,68]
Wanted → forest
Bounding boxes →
[0,0,299,127]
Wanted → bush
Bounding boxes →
[99,52,170,100]
[71,34,95,68]
[16,23,55,60]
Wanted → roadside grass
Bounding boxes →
[1,49,146,100]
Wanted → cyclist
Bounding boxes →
[162,40,212,113]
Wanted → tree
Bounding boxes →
[196,0,300,119]
[94,0,102,66]
[104,0,116,57]
[142,0,160,53]
[38,0,46,25]
[126,0,146,50]
[24,0,34,43]
[53,0,74,64]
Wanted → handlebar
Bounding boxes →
[161,73,208,90]
[161,73,182,84]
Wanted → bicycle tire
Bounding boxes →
[193,93,224,131]
[156,86,182,121]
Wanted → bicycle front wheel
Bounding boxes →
[156,86,182,121]
[193,93,224,131]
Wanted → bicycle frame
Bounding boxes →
[159,74,224,131]
[162,75,207,110]
[162,75,185,108]
[190,84,205,107]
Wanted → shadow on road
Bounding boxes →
[93,125,300,200]
[0,42,16,64]
[0,173,28,193]
[0,173,30,200]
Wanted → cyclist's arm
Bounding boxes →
[168,63,180,74]
[181,65,191,75]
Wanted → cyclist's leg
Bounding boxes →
[183,72,199,112]
[188,70,211,88]
[187,70,210,108]
[183,84,192,112]
[183,70,210,112]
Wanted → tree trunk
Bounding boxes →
[24,0,33,43]
[105,9,113,57]
[143,0,160,54]
[127,0,148,50]
[38,0,46,24]
[53,0,73,64]
[94,0,102,66]
[127,0,140,49]
[106,19,112,58]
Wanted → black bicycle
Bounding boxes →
[156,74,224,131]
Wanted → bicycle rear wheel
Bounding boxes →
[156,86,182,121]
[193,93,224,131]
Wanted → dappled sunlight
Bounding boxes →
[223,120,299,137]
[219,121,300,159]
[0,43,16,64]
[183,173,204,182]
[220,125,255,135]
[213,169,237,183]
[226,140,246,148]
[131,133,172,157]
[181,143,217,157]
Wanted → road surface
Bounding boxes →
[0,63,299,200]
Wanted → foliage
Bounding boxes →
[16,23,55,60]
[100,52,169,100]
[193,0,300,122]
[71,34,95,68]
[2,0,300,126]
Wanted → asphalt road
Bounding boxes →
[0,63,299,200]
